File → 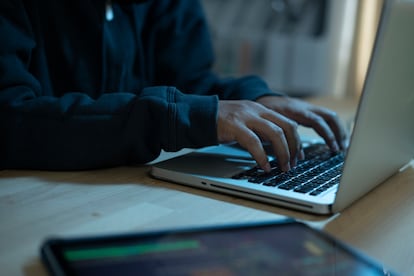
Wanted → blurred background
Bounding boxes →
[201,0,384,99]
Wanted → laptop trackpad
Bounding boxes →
[155,145,260,178]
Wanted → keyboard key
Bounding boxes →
[231,143,345,196]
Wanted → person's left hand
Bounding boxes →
[255,95,348,152]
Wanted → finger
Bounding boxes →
[299,146,305,160]
[320,110,348,149]
[262,113,301,168]
[235,126,271,172]
[250,119,291,172]
[313,107,348,150]
[302,111,340,152]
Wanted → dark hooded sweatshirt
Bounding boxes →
[0,0,278,170]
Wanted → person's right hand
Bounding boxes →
[217,100,304,173]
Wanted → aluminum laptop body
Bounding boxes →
[151,0,414,214]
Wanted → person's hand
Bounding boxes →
[256,95,348,151]
[217,96,348,173]
[217,100,304,173]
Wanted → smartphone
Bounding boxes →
[40,220,396,276]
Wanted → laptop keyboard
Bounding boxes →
[231,144,345,196]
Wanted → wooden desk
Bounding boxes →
[1,97,413,275]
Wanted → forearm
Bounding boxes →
[0,86,218,170]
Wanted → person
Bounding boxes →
[0,0,347,172]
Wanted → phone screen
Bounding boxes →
[41,221,394,276]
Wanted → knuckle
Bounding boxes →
[326,111,339,121]
[285,120,298,132]
[270,125,284,136]
[241,100,256,109]
[323,108,337,117]
[242,134,261,148]
[313,115,325,125]
[303,111,315,121]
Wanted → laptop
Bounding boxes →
[151,0,414,215]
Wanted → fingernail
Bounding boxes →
[264,163,272,173]
[299,149,305,160]
[291,157,297,168]
[283,163,291,172]
[341,139,348,150]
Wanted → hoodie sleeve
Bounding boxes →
[148,0,282,100]
[0,1,218,170]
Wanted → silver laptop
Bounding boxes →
[151,0,414,214]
